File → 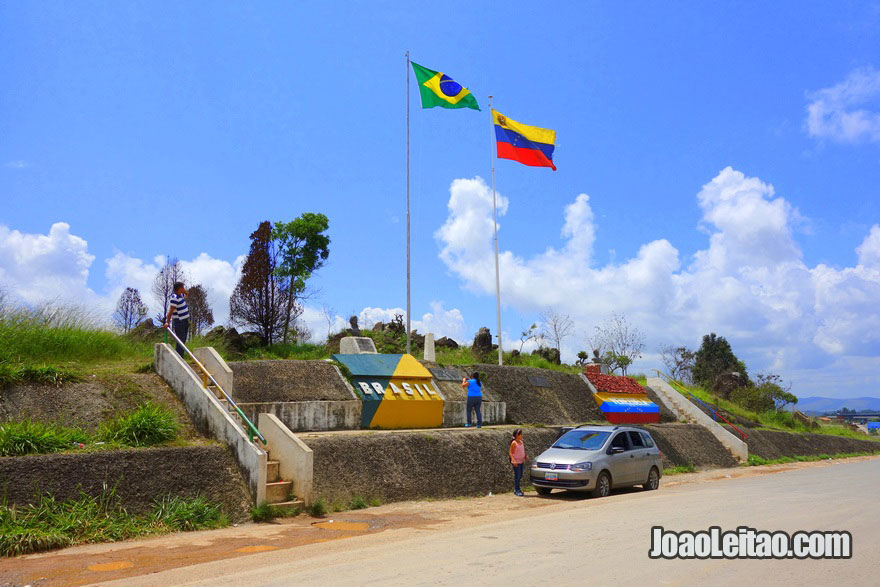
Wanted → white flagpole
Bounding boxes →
[489,96,503,366]
[406,51,412,355]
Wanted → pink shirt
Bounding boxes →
[511,440,525,464]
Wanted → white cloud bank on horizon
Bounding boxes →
[0,225,467,344]
[806,66,880,143]
[435,169,880,396]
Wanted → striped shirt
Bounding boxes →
[169,293,189,320]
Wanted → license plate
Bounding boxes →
[545,472,558,481]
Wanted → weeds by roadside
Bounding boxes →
[0,490,228,557]
[100,403,179,447]
[746,451,878,467]
[663,464,696,475]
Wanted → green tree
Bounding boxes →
[272,214,330,344]
[692,333,748,388]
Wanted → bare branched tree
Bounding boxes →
[151,257,186,324]
[588,312,645,375]
[229,221,286,344]
[518,322,539,353]
[660,344,696,383]
[540,308,575,364]
[321,303,336,342]
[113,287,147,332]
[186,284,214,337]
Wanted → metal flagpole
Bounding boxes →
[489,96,503,366]
[406,51,412,355]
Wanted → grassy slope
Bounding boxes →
[665,379,878,441]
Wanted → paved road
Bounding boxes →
[98,458,879,586]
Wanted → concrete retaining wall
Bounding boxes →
[259,413,314,504]
[442,401,506,427]
[646,377,748,462]
[193,346,233,395]
[0,446,252,520]
[238,401,362,432]
[155,343,267,504]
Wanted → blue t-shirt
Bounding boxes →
[466,378,482,397]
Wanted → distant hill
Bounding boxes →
[793,396,880,415]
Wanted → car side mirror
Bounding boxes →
[609,446,625,454]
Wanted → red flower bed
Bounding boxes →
[584,371,645,395]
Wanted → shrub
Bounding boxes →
[308,498,328,517]
[0,421,89,457]
[152,496,227,531]
[100,403,179,447]
[0,490,228,557]
[729,386,775,413]
[349,496,368,510]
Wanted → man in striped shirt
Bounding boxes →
[163,282,189,357]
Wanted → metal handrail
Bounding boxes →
[652,369,748,441]
[163,325,266,445]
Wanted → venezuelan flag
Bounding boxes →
[492,109,557,170]
[411,62,480,111]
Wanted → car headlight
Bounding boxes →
[570,462,592,472]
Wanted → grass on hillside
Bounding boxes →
[0,404,181,456]
[0,297,153,366]
[666,379,879,441]
[0,491,228,557]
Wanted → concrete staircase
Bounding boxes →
[646,377,748,463]
[202,382,303,509]
[265,449,303,509]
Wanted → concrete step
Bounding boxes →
[267,460,280,482]
[266,480,294,504]
[268,498,304,511]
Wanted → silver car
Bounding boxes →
[530,426,662,497]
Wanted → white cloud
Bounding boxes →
[0,222,98,306]
[806,66,880,143]
[3,160,29,169]
[435,170,880,396]
[298,303,467,345]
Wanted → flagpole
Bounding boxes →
[405,51,412,355]
[489,96,503,366]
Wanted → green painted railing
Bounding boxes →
[163,325,266,445]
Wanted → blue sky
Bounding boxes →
[2,1,880,398]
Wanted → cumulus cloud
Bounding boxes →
[806,66,880,143]
[298,303,467,344]
[435,169,880,395]
[0,222,98,306]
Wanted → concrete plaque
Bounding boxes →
[528,375,551,387]
[429,368,462,381]
[339,336,378,354]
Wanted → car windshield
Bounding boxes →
[552,430,611,450]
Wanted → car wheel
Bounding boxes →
[643,467,660,491]
[535,486,552,496]
[591,471,611,498]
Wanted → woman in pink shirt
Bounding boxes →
[509,428,527,496]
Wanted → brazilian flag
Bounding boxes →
[411,62,481,111]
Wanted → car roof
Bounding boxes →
[571,425,652,434]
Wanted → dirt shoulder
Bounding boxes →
[3,455,877,587]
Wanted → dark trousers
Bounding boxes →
[466,396,482,426]
[173,318,189,357]
[513,463,524,494]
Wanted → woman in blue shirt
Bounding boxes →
[460,372,483,428]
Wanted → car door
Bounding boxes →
[627,431,652,484]
[606,432,634,485]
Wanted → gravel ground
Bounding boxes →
[468,364,605,424]
[229,360,354,402]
